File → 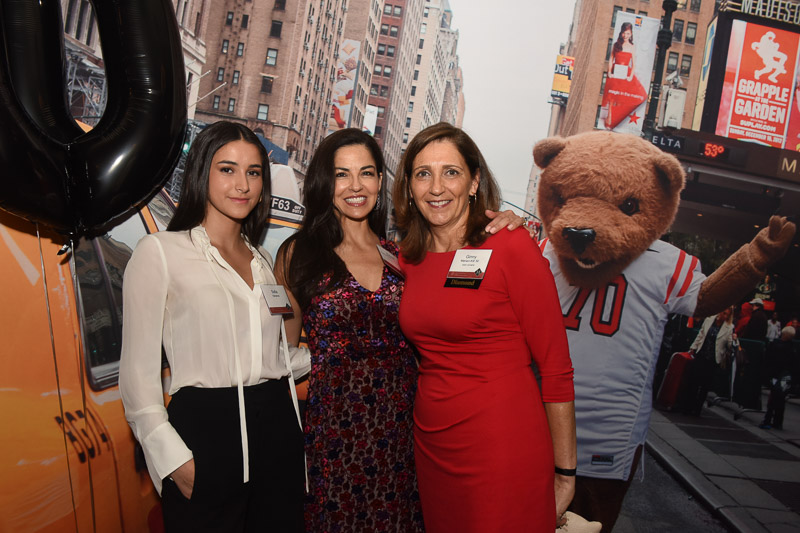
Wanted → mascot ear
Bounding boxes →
[533,137,567,169]
[652,152,686,196]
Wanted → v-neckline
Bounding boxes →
[347,264,386,294]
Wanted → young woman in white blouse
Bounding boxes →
[120,121,310,532]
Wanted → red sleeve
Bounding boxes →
[501,229,574,402]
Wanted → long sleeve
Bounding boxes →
[119,235,192,493]
[504,230,574,402]
[288,344,311,378]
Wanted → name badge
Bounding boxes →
[445,249,492,289]
[261,284,293,315]
[377,244,404,278]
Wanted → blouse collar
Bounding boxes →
[190,225,270,285]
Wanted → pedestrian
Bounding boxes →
[766,312,782,343]
[679,307,735,415]
[741,298,768,340]
[760,326,796,430]
[120,121,309,532]
[394,123,576,532]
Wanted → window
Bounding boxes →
[370,84,379,96]
[595,105,603,129]
[374,64,382,75]
[639,11,648,15]
[606,39,612,61]
[266,48,278,66]
[241,14,249,28]
[419,38,424,49]
[217,67,225,81]
[228,98,236,112]
[625,7,635,13]
[384,65,392,78]
[690,0,701,11]
[377,106,385,117]
[672,19,684,41]
[416,54,422,65]
[403,132,408,143]
[686,22,697,44]
[677,0,687,9]
[378,43,386,55]
[233,70,240,85]
[600,72,607,94]
[257,104,269,121]
[611,5,622,27]
[226,11,234,25]
[380,24,389,35]
[666,51,679,74]
[424,7,429,17]
[411,86,417,96]
[413,70,419,80]
[680,54,692,77]
[408,102,414,113]
[380,86,389,97]
[270,20,283,37]
[387,46,395,57]
[375,126,382,135]
[222,39,229,53]
[393,5,402,16]
[213,95,220,109]
[406,117,411,127]
[390,26,398,37]
[421,23,427,34]
[274,0,286,9]
[237,42,244,56]
[384,3,392,14]
[261,76,273,93]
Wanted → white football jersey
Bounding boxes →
[540,238,704,480]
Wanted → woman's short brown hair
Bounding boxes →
[393,122,500,263]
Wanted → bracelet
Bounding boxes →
[554,466,577,476]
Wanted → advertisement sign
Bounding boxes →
[551,55,575,101]
[363,104,379,135]
[693,17,718,130]
[600,12,660,135]
[716,19,800,149]
[328,39,361,132]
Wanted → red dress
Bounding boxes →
[399,229,574,532]
[602,50,647,129]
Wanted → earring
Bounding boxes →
[374,195,382,211]
[469,193,477,204]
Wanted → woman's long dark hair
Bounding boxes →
[280,129,387,310]
[167,121,271,245]
[613,22,634,55]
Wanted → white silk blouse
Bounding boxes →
[119,226,310,493]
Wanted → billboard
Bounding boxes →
[600,12,660,135]
[715,19,800,149]
[363,104,379,135]
[693,17,718,130]
[329,39,361,133]
[551,55,575,101]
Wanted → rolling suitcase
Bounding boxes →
[656,351,693,410]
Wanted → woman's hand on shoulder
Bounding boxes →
[484,209,526,234]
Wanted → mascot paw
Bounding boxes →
[557,511,602,533]
[751,216,796,270]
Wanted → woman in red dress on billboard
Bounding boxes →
[602,22,648,129]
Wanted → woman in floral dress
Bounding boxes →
[276,129,423,532]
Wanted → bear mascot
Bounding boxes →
[532,131,796,532]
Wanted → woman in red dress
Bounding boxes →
[393,123,576,532]
[602,22,648,130]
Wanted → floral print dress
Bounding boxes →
[302,240,424,532]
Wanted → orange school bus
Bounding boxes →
[0,192,175,532]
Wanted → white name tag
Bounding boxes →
[261,284,293,315]
[377,244,404,278]
[445,249,492,289]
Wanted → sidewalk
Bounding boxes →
[646,392,800,532]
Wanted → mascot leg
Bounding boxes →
[569,446,643,533]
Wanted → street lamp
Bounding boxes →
[643,0,680,138]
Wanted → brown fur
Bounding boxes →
[533,131,795,311]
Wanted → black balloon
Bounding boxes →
[0,0,187,236]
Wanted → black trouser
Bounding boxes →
[161,378,305,533]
